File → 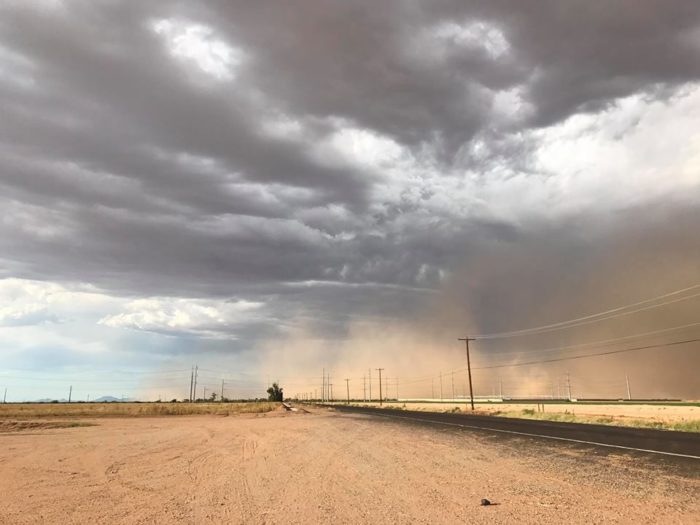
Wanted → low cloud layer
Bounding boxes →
[0,1,699,399]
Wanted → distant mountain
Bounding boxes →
[31,396,130,403]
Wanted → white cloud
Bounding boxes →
[491,86,533,124]
[344,83,700,235]
[0,278,265,340]
[321,125,406,169]
[0,279,63,326]
[259,114,304,140]
[432,21,511,59]
[532,86,700,214]
[0,279,115,327]
[152,19,244,81]
[99,297,264,339]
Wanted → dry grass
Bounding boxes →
[488,408,700,432]
[0,402,280,419]
[0,420,96,433]
[348,401,700,432]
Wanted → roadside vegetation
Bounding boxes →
[0,401,279,419]
[0,420,96,433]
[495,408,700,433]
[342,401,700,433]
[267,382,284,402]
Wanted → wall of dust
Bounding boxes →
[256,200,700,401]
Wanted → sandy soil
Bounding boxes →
[0,408,697,524]
[352,401,700,423]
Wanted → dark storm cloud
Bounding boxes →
[0,0,699,353]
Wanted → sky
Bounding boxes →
[1,1,699,401]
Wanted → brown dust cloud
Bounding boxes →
[257,201,700,401]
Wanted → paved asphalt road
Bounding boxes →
[327,405,700,459]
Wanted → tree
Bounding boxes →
[266,382,284,402]
[209,392,217,402]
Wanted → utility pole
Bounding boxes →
[322,368,325,402]
[439,371,443,400]
[384,374,388,402]
[626,373,631,401]
[376,368,384,406]
[345,378,350,404]
[68,385,72,403]
[451,371,455,400]
[221,380,224,402]
[203,387,206,400]
[363,375,367,402]
[566,371,572,401]
[368,369,372,402]
[193,365,198,402]
[458,338,475,411]
[189,366,194,402]
[499,377,503,400]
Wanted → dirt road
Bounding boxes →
[0,407,698,524]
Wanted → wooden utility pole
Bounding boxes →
[221,380,225,402]
[68,385,72,403]
[368,369,372,402]
[189,367,193,402]
[322,368,326,402]
[566,371,572,401]
[458,338,475,410]
[203,387,206,400]
[193,365,198,402]
[376,368,384,406]
[626,373,631,401]
[363,375,366,401]
[345,378,350,404]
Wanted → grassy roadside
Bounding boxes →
[0,402,280,419]
[491,408,700,433]
[335,402,700,433]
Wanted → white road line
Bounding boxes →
[362,411,700,460]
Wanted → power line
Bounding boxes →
[395,329,700,387]
[473,284,700,340]
[472,338,700,370]
[478,321,700,359]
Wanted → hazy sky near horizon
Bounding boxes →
[1,1,699,400]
